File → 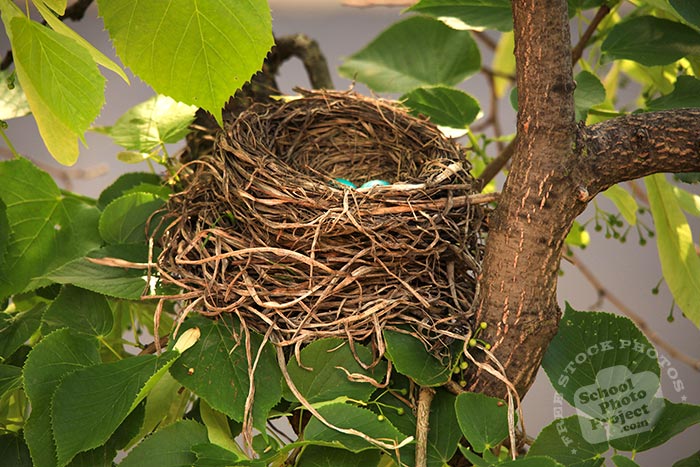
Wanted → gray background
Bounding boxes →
[1,2,698,465]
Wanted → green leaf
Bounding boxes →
[400,86,480,129]
[383,330,451,386]
[285,338,387,404]
[601,16,700,66]
[407,0,513,32]
[339,16,480,93]
[97,0,273,124]
[0,199,7,271]
[31,0,128,84]
[120,420,208,467]
[455,392,513,453]
[0,433,32,467]
[674,172,700,185]
[542,304,667,444]
[97,94,197,152]
[296,445,381,467]
[0,303,44,359]
[99,192,165,244]
[528,416,608,467]
[602,184,637,225]
[9,16,104,164]
[42,285,114,336]
[674,450,700,467]
[97,172,164,210]
[170,314,282,431]
[574,71,606,122]
[609,401,700,452]
[645,174,700,328]
[46,244,151,300]
[0,364,21,397]
[67,403,145,467]
[497,457,566,467]
[611,455,639,467]
[0,158,101,298]
[23,329,100,467]
[647,76,700,111]
[304,403,410,453]
[51,350,181,465]
[33,0,66,15]
[0,69,30,120]
[670,0,700,28]
[192,443,244,467]
[426,389,461,466]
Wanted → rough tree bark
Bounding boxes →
[469,0,700,398]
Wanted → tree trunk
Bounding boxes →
[469,0,700,398]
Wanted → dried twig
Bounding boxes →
[571,5,612,64]
[415,387,435,467]
[570,253,700,371]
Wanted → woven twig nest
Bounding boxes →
[157,89,487,353]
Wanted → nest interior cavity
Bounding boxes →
[157,89,487,353]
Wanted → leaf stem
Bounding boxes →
[0,125,20,158]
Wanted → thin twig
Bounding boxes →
[570,253,700,371]
[473,31,497,51]
[571,5,611,64]
[415,387,435,467]
[478,138,516,187]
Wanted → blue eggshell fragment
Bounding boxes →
[359,180,390,189]
[334,178,357,189]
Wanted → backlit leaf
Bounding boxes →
[97,0,273,124]
[645,174,700,328]
[602,184,637,225]
[0,69,30,120]
[97,94,196,153]
[9,16,104,164]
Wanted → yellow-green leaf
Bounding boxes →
[645,174,700,328]
[97,0,273,125]
[492,31,515,98]
[602,184,638,225]
[10,16,104,165]
[33,0,129,83]
[673,185,700,217]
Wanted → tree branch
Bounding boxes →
[575,109,700,196]
[571,5,611,63]
[271,34,334,90]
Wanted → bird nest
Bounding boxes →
[155,89,487,356]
